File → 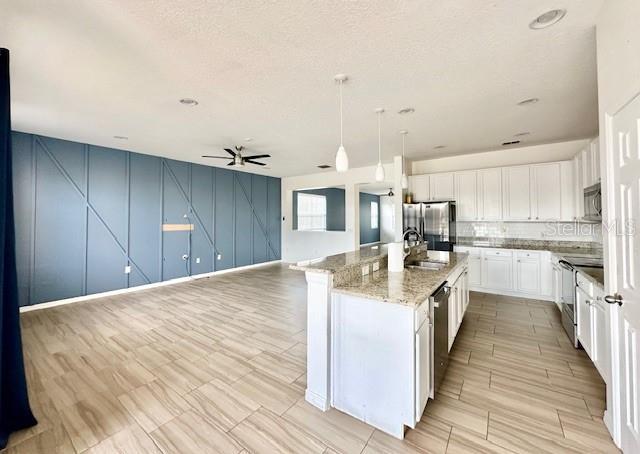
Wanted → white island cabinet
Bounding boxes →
[330,261,469,439]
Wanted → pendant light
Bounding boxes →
[374,108,385,182]
[400,130,409,189]
[334,74,349,172]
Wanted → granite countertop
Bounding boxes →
[332,251,469,307]
[290,243,389,274]
[457,237,603,258]
[575,266,605,290]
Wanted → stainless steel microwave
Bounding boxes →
[583,183,602,221]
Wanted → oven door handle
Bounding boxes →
[558,260,574,271]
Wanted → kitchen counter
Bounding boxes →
[332,251,468,307]
[575,266,605,290]
[290,243,388,274]
[457,236,603,257]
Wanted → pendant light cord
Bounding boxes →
[377,111,382,162]
[339,80,344,146]
[402,133,405,171]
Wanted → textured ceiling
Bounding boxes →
[1,0,602,177]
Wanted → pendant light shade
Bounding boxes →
[375,162,385,182]
[336,145,348,173]
[375,108,385,182]
[400,130,409,189]
[335,74,349,172]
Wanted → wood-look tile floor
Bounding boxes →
[6,264,619,453]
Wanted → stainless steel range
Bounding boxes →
[559,255,603,347]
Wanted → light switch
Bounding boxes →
[196,257,201,264]
[124,265,131,274]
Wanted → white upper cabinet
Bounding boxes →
[411,157,578,222]
[454,171,478,221]
[409,174,430,202]
[429,172,455,201]
[478,168,502,221]
[531,163,562,221]
[502,166,532,220]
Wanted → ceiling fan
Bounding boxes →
[202,146,270,167]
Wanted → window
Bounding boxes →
[297,193,327,231]
[371,201,379,229]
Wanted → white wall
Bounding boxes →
[411,139,590,175]
[379,195,396,243]
[281,159,403,263]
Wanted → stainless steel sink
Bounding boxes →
[405,260,446,271]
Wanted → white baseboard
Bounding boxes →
[469,286,554,302]
[20,259,282,313]
[305,389,330,412]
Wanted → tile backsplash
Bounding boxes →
[457,221,602,243]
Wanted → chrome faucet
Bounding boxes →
[402,228,423,258]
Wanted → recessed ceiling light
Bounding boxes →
[529,9,567,30]
[517,97,539,106]
[398,107,415,115]
[113,135,128,140]
[502,140,521,146]
[317,164,332,169]
[514,132,530,137]
[434,145,447,150]
[179,98,198,106]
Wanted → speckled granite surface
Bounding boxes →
[457,237,603,257]
[575,266,605,290]
[290,243,389,274]
[332,251,469,307]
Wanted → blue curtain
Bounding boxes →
[0,48,37,449]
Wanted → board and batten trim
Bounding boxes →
[11,131,281,307]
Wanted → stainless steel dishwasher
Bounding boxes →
[430,282,450,396]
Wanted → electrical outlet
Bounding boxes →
[124,265,131,274]
[362,265,369,276]
[217,253,222,260]
[196,257,200,264]
[372,261,379,272]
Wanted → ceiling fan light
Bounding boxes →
[336,145,349,172]
[375,161,385,182]
[401,173,409,189]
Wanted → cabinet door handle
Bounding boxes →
[604,294,624,306]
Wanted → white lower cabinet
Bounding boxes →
[448,267,468,352]
[415,317,430,421]
[576,277,610,383]
[454,246,555,301]
[482,250,513,290]
[576,286,593,359]
[515,252,540,295]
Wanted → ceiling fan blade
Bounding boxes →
[227,161,235,166]
[224,148,236,157]
[201,155,231,159]
[244,159,267,166]
[242,154,271,160]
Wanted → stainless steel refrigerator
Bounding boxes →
[403,201,456,251]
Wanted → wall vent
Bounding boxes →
[502,140,521,146]
[317,164,332,169]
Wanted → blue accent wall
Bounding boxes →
[359,192,380,245]
[11,132,281,307]
[292,188,346,231]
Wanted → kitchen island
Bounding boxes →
[292,246,469,439]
